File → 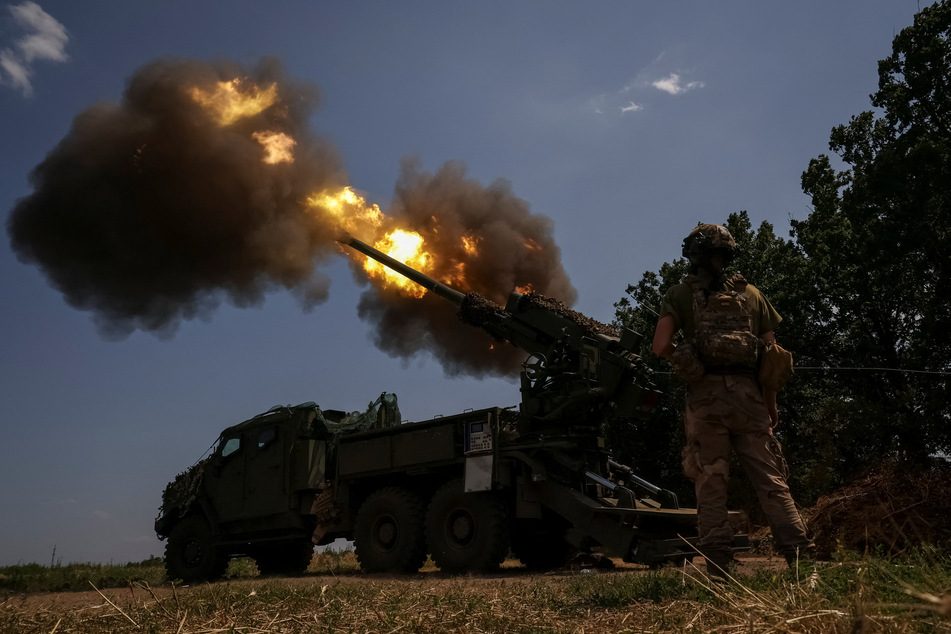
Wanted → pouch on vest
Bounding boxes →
[759,342,794,391]
[669,340,704,384]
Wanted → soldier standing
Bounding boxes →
[651,223,812,579]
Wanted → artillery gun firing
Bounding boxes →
[339,231,662,434]
[155,234,750,582]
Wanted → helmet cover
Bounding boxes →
[682,223,737,266]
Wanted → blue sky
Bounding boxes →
[0,1,925,565]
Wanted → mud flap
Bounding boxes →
[464,455,493,492]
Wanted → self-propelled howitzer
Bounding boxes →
[153,237,746,582]
[340,233,661,435]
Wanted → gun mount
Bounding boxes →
[339,233,661,436]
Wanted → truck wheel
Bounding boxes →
[426,479,511,574]
[354,487,427,573]
[254,541,314,576]
[511,518,574,571]
[164,515,228,582]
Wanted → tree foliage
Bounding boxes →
[612,1,951,506]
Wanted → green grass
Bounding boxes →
[1,550,949,633]
[566,550,951,631]
[0,547,363,594]
[0,556,167,594]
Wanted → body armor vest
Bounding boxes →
[690,274,760,370]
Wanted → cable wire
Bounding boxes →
[653,366,949,377]
[795,366,950,376]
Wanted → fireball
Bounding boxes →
[190,77,461,300]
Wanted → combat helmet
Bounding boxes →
[682,223,737,268]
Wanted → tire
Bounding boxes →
[164,515,228,583]
[426,479,511,574]
[511,517,574,571]
[354,487,427,573]
[254,541,314,576]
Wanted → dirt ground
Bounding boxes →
[17,465,942,613]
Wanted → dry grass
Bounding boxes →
[806,464,951,559]
[2,551,949,633]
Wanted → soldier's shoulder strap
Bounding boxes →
[727,272,748,291]
[685,276,706,340]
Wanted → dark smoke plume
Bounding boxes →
[8,58,577,378]
[7,58,345,338]
[355,160,577,377]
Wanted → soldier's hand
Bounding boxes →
[764,389,779,428]
[767,402,780,428]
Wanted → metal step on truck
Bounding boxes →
[154,235,749,582]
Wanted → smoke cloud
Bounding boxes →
[7,58,576,377]
[8,58,345,338]
[356,159,576,377]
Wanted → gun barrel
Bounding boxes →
[339,233,466,307]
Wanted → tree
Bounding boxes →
[794,0,951,467]
[612,1,951,508]
[610,255,689,500]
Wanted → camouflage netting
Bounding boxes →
[157,393,401,524]
[804,464,951,558]
[518,292,618,338]
[159,457,210,521]
[459,293,509,333]
[319,392,401,434]
[459,291,618,340]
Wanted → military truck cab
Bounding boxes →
[155,402,333,581]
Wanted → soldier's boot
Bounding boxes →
[782,544,817,571]
[703,548,735,583]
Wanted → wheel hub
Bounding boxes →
[449,510,475,545]
[183,539,202,565]
[373,516,398,550]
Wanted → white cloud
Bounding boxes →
[652,73,704,96]
[92,509,113,520]
[595,55,703,119]
[0,48,30,92]
[0,1,68,96]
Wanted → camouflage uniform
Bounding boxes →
[660,276,811,563]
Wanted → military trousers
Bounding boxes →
[681,374,810,557]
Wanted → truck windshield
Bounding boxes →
[220,436,241,458]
